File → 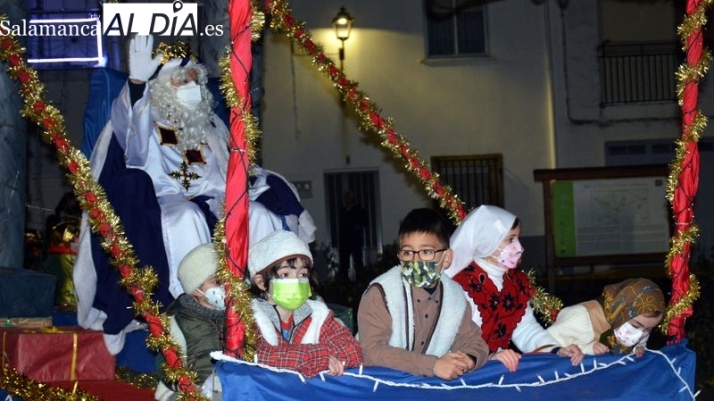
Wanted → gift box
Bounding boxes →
[1,326,115,382]
[1,316,52,328]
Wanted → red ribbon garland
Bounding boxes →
[667,0,702,343]
[0,16,202,398]
[224,0,253,358]
[264,0,467,223]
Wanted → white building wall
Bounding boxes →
[554,0,709,170]
[261,0,555,245]
[22,0,708,266]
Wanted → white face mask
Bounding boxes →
[198,286,226,310]
[613,321,645,347]
[175,81,202,109]
[496,240,524,269]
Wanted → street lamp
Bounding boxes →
[332,7,354,166]
[332,6,354,70]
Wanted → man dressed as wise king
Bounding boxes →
[74,35,230,354]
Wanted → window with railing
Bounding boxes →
[431,154,504,211]
[599,42,680,104]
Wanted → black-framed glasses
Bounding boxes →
[397,248,447,261]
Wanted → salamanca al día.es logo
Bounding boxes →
[102,0,220,37]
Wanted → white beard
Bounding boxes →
[149,74,216,153]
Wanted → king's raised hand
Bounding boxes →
[128,35,164,83]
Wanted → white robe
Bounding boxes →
[74,82,230,354]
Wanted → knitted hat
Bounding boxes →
[444,205,517,277]
[178,243,218,294]
[248,230,312,278]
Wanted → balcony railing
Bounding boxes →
[599,42,680,105]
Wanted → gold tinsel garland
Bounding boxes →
[266,0,467,225]
[115,367,159,389]
[0,366,99,401]
[664,224,700,274]
[218,50,260,165]
[250,0,266,42]
[0,14,207,401]
[213,218,258,361]
[156,41,197,65]
[526,270,563,326]
[662,274,701,332]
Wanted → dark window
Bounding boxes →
[425,0,487,57]
[431,154,504,211]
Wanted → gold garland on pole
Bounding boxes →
[212,0,266,359]
[659,0,710,336]
[0,14,207,401]
[215,49,262,360]
[218,50,260,166]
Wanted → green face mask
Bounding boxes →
[271,278,312,310]
[400,260,442,288]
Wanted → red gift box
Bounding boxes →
[1,326,115,382]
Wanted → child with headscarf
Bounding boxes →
[444,205,583,372]
[547,278,665,357]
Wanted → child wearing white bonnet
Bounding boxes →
[247,230,363,378]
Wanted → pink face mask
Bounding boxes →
[496,240,524,269]
[613,322,646,347]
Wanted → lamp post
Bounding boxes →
[332,7,354,165]
[332,6,354,72]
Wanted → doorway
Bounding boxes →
[324,170,382,266]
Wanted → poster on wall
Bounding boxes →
[552,177,670,257]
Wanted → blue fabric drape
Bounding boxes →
[217,341,696,401]
[82,69,128,158]
[254,175,305,217]
[91,135,174,334]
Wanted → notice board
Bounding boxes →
[534,165,669,293]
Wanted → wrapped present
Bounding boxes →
[1,316,52,328]
[1,326,115,382]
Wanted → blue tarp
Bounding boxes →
[216,341,696,401]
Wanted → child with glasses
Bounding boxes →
[357,208,489,380]
[444,205,584,372]
[248,230,363,378]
